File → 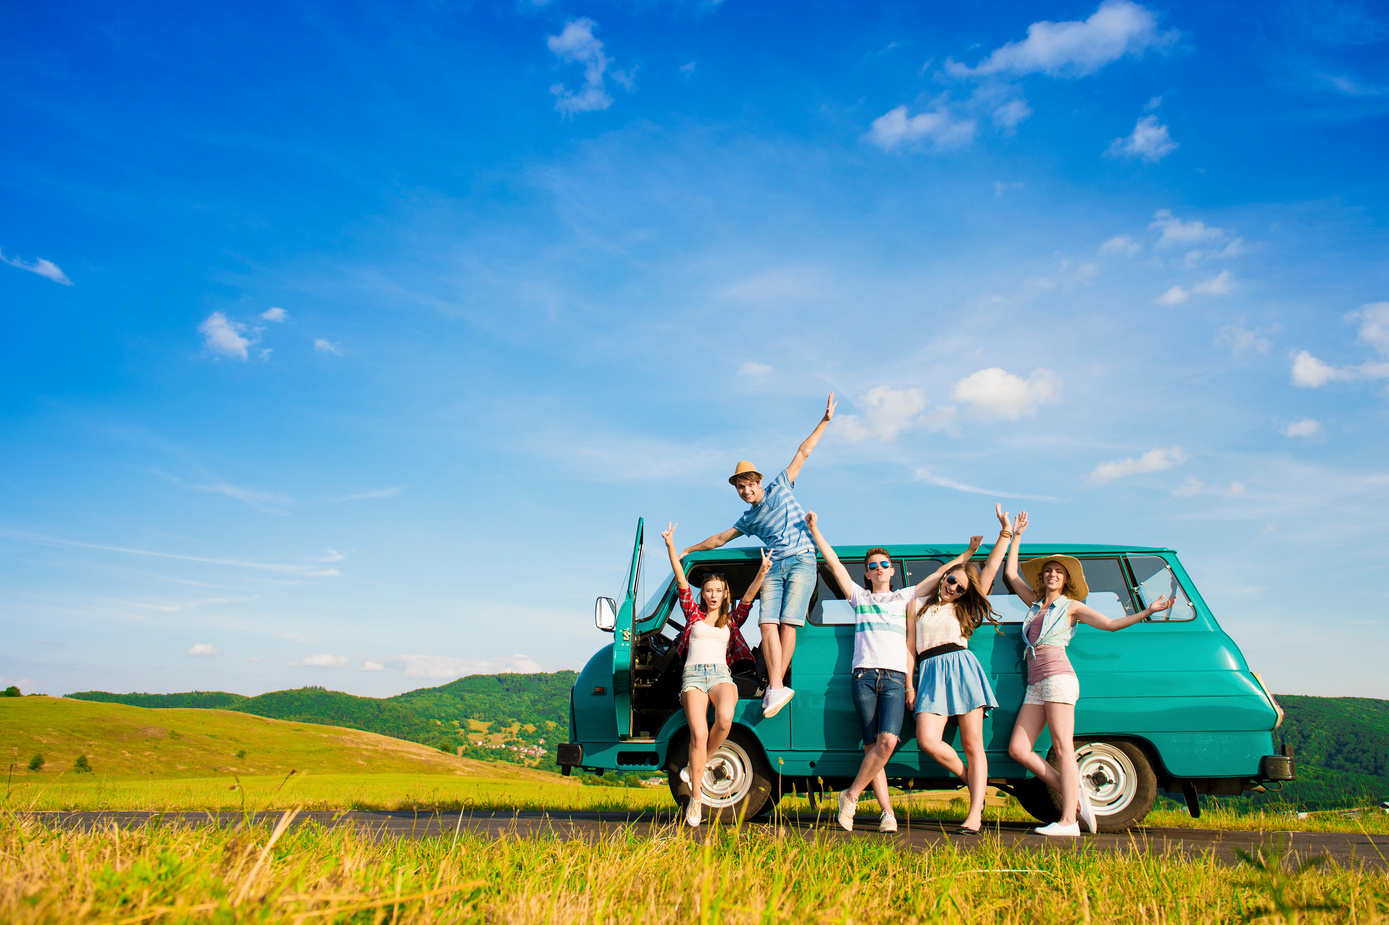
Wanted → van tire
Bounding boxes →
[1072,739,1157,833]
[666,726,774,824]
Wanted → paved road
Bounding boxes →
[26,810,1389,869]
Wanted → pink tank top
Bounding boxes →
[1025,613,1075,683]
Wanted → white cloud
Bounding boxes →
[837,386,930,442]
[1216,325,1272,356]
[1171,476,1245,498]
[313,338,343,355]
[334,486,406,502]
[548,18,618,116]
[994,181,1025,196]
[199,312,254,361]
[993,99,1033,131]
[1149,209,1226,249]
[866,105,977,152]
[261,307,287,322]
[1282,419,1323,438]
[0,247,73,285]
[1088,446,1188,484]
[1290,350,1355,387]
[950,367,1061,420]
[913,467,1061,501]
[946,0,1171,78]
[1107,114,1177,162]
[1352,301,1389,355]
[292,653,349,667]
[361,660,384,671]
[187,643,218,657]
[1100,234,1141,255]
[1144,95,1163,111]
[150,469,291,515]
[1155,285,1189,305]
[737,362,772,377]
[393,653,542,679]
[680,62,696,77]
[1192,269,1233,295]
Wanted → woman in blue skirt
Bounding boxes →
[906,504,1013,834]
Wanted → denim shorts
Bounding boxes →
[681,662,734,695]
[851,667,907,746]
[758,550,817,628]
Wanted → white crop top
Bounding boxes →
[915,603,968,652]
[686,619,731,666]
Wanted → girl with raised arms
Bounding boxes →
[804,510,986,833]
[905,504,1014,835]
[661,522,771,827]
[1003,511,1174,836]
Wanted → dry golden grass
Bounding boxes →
[2,809,1386,924]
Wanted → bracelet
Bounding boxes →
[998,530,1012,538]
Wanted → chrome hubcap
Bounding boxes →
[696,741,754,809]
[1076,742,1137,816]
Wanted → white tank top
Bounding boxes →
[915,603,968,652]
[687,619,730,666]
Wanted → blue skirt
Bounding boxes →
[915,649,999,716]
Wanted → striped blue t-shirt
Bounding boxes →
[848,584,915,674]
[732,468,815,561]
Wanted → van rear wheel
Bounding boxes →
[667,726,775,824]
[1072,740,1156,832]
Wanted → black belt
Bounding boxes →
[919,643,966,660]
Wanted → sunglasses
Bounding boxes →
[866,561,893,570]
[944,575,964,588]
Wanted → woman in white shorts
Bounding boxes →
[662,523,771,827]
[1003,512,1174,837]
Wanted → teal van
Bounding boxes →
[557,520,1295,831]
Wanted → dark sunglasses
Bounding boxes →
[944,574,964,588]
[866,561,893,570]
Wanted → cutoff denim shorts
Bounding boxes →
[681,662,734,695]
[758,550,817,628]
[851,667,907,746]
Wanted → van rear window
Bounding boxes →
[1127,555,1198,622]
[981,557,1137,622]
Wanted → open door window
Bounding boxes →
[611,518,643,738]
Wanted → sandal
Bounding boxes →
[955,824,981,835]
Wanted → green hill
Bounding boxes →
[1261,694,1389,809]
[0,696,526,779]
[67,671,578,768]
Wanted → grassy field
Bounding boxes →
[2,810,1386,924]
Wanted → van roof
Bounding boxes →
[684,543,1175,562]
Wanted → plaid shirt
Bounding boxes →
[673,586,755,667]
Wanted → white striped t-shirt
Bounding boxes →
[847,584,915,674]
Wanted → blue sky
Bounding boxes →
[3,0,1387,699]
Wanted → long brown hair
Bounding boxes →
[918,562,999,639]
[698,574,734,629]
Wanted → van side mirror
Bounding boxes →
[594,597,617,632]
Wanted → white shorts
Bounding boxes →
[1023,674,1080,705]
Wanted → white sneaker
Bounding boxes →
[878,812,898,833]
[1077,786,1096,834]
[762,687,795,718]
[1034,821,1081,837]
[679,766,691,785]
[836,792,857,831]
[685,797,702,827]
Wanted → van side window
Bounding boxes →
[1127,555,1198,622]
[808,565,854,625]
[983,557,1136,621]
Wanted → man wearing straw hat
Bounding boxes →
[682,393,837,718]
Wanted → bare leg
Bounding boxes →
[777,625,797,685]
[706,683,737,756]
[867,767,893,815]
[1045,701,1078,825]
[682,689,710,804]
[1007,702,1076,824]
[915,712,965,777]
[956,708,988,830]
[846,733,898,802]
[760,622,783,690]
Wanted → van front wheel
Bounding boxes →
[667,727,775,824]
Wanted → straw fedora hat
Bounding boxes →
[728,461,764,485]
[1020,555,1090,602]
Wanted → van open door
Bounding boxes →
[612,518,643,739]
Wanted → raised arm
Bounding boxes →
[804,511,854,599]
[682,526,742,557]
[784,392,837,483]
[662,522,689,591]
[1072,595,1174,632]
[1003,511,1038,606]
[907,535,984,598]
[974,503,1014,592]
[741,548,773,603]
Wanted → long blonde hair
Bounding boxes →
[698,574,734,629]
[918,562,999,639]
